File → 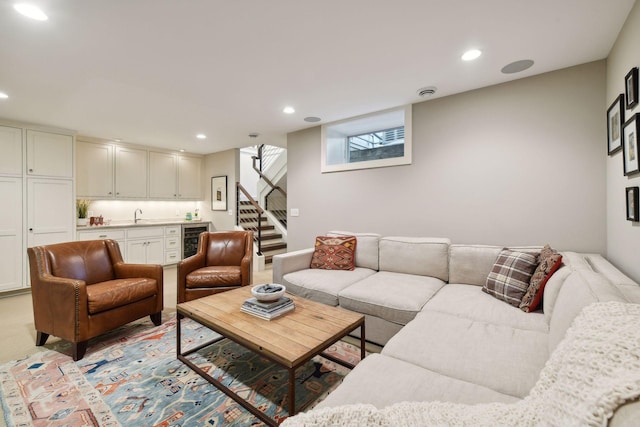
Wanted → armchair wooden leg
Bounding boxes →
[150,312,162,326]
[72,341,88,361]
[36,331,49,346]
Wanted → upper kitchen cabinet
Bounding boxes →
[76,140,115,198]
[27,130,74,178]
[0,125,23,176]
[115,145,148,198]
[149,151,202,200]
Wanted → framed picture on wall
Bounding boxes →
[607,94,624,155]
[626,67,639,110]
[211,176,228,211]
[626,187,639,221]
[623,114,640,176]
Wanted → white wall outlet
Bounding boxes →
[228,209,233,216]
[87,210,94,217]
[290,208,299,217]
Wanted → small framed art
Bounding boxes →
[211,176,228,211]
[626,187,639,222]
[623,114,640,176]
[607,94,624,155]
[626,67,639,110]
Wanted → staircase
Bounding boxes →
[237,199,287,265]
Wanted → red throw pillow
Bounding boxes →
[520,245,563,313]
[310,236,357,271]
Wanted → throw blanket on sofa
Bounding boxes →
[282,301,640,427]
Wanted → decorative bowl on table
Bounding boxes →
[251,284,286,302]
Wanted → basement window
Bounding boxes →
[321,105,412,173]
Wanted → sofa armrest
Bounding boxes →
[273,248,315,284]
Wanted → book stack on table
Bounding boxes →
[241,296,295,320]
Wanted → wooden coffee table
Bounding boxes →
[176,286,365,426]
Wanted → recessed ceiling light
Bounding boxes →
[179,149,185,152]
[196,134,206,139]
[14,3,48,21]
[283,106,295,114]
[112,138,121,142]
[0,92,8,99]
[462,49,482,61]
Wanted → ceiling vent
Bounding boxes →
[417,86,437,97]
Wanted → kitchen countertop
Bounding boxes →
[76,219,211,230]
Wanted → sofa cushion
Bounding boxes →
[482,249,538,307]
[520,245,563,312]
[328,231,381,270]
[424,284,548,333]
[186,266,242,288]
[383,309,549,399]
[86,278,157,314]
[310,235,357,270]
[315,354,519,410]
[282,267,376,306]
[448,244,503,286]
[548,270,628,353]
[338,271,445,325]
[378,237,450,281]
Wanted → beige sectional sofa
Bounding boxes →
[272,231,640,425]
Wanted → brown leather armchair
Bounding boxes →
[27,239,163,361]
[177,231,253,303]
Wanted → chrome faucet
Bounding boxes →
[134,208,142,224]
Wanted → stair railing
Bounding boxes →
[253,144,287,229]
[236,182,263,255]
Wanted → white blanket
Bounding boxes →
[283,301,640,427]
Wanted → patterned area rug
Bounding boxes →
[0,314,361,426]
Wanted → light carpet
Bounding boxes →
[0,314,360,426]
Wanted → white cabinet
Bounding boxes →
[76,141,114,198]
[125,227,164,264]
[164,225,181,264]
[27,130,74,178]
[149,151,202,200]
[115,146,148,198]
[27,178,75,247]
[76,228,126,258]
[178,155,202,199]
[0,177,23,292]
[0,126,22,176]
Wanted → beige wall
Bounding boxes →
[202,148,239,231]
[287,61,607,255]
[606,1,640,281]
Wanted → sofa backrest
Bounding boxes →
[378,237,450,281]
[45,239,116,285]
[328,230,381,270]
[448,244,502,286]
[548,269,629,353]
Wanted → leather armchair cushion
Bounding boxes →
[86,278,158,314]
[206,238,247,266]
[186,266,242,289]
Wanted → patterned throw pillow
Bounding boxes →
[310,236,357,271]
[483,249,539,307]
[519,245,563,313]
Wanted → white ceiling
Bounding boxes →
[0,0,635,154]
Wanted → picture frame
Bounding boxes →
[211,176,228,211]
[626,67,639,110]
[623,114,640,176]
[626,186,639,222]
[607,94,625,155]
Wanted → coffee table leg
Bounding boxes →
[288,367,296,415]
[360,321,366,360]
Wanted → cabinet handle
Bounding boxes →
[29,228,33,232]
[99,235,107,238]
[29,168,33,172]
[108,192,112,195]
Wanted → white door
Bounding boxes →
[27,179,74,247]
[149,151,177,199]
[0,125,23,176]
[26,130,73,178]
[0,177,23,291]
[76,141,114,198]
[115,146,148,198]
[146,238,164,265]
